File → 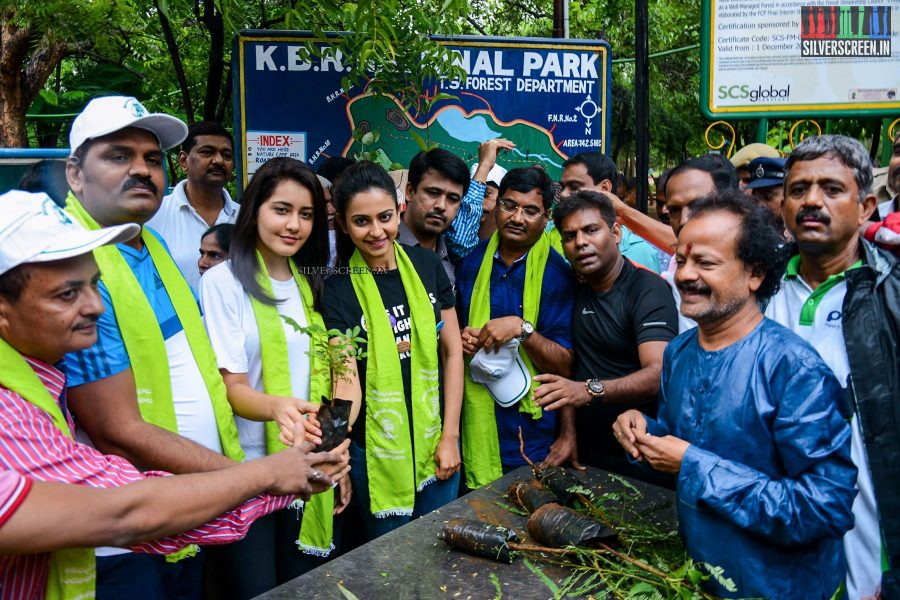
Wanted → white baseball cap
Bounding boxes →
[0,191,140,276]
[69,96,188,156]
[470,162,508,187]
[470,339,531,407]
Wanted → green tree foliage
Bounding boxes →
[10,0,470,150]
[465,0,707,170]
[0,0,141,146]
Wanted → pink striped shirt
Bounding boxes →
[0,357,294,600]
[0,471,31,529]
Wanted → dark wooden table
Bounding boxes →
[256,466,676,600]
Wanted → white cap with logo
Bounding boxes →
[0,191,140,276]
[69,96,188,156]
[469,339,531,407]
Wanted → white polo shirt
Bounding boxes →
[661,257,698,334]
[146,180,239,289]
[877,196,897,219]
[765,255,882,600]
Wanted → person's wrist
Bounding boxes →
[579,385,593,407]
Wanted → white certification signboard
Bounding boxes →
[701,0,900,118]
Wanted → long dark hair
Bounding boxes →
[230,157,328,311]
[331,161,398,265]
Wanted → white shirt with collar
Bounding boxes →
[877,195,897,219]
[146,179,239,289]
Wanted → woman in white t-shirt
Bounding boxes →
[199,157,349,599]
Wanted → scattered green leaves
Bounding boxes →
[489,572,502,600]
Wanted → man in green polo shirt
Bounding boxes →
[765,134,900,599]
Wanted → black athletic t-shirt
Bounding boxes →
[573,260,678,460]
[323,244,455,447]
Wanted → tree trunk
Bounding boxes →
[869,119,881,161]
[0,9,33,147]
[156,0,195,124]
[200,0,225,122]
[0,9,83,147]
[215,65,231,124]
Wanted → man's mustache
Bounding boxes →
[122,176,158,195]
[74,315,100,330]
[677,281,711,295]
[795,207,831,226]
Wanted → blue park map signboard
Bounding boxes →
[234,32,611,189]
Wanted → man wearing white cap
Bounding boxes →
[0,191,349,599]
[60,96,322,597]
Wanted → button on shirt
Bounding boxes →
[765,255,881,600]
[145,180,239,289]
[0,356,293,600]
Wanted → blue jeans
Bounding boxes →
[349,441,459,542]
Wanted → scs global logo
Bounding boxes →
[717,84,791,103]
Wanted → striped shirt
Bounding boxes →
[0,470,31,529]
[445,180,486,262]
[0,356,293,600]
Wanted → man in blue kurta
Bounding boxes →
[613,192,857,599]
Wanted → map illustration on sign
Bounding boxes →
[235,33,611,187]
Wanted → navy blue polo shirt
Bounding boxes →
[456,238,576,467]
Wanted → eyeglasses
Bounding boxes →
[498,198,546,221]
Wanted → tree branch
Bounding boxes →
[155,0,195,123]
[23,38,90,106]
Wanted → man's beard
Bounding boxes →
[678,281,746,326]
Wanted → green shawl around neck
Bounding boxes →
[64,192,243,462]
[0,339,95,599]
[349,243,442,517]
[461,232,548,489]
[249,252,335,556]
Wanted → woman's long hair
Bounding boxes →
[230,157,329,311]
[330,161,399,266]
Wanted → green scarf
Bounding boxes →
[64,193,244,463]
[349,243,442,517]
[461,232,548,489]
[547,224,565,257]
[249,253,335,556]
[0,339,95,600]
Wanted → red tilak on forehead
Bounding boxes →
[685,242,693,257]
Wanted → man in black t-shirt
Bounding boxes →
[533,190,678,480]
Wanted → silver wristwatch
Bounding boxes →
[518,320,534,341]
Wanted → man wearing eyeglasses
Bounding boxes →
[455,167,577,489]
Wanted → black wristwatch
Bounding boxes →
[585,379,605,402]
[518,319,534,341]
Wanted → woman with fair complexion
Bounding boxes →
[320,161,463,542]
[199,158,349,599]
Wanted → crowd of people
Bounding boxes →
[0,94,897,600]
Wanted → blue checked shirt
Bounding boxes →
[456,238,576,467]
[445,180,486,262]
